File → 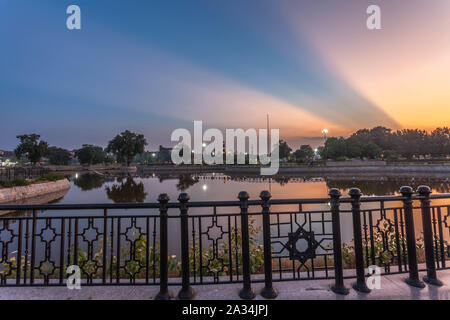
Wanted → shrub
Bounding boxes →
[35,172,65,182]
[0,177,30,188]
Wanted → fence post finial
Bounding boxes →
[260,190,278,299]
[400,186,425,288]
[178,192,195,299]
[329,188,349,295]
[349,188,370,293]
[238,191,255,299]
[155,193,173,300]
[417,186,443,286]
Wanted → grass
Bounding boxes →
[34,172,65,182]
[0,177,30,188]
[0,172,65,189]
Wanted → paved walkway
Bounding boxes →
[1,270,449,300]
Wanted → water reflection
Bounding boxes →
[73,173,104,191]
[105,176,147,203]
[67,172,450,202]
[176,174,200,191]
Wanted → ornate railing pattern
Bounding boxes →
[0,186,449,299]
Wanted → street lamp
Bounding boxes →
[322,129,328,141]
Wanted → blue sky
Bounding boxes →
[1,0,448,150]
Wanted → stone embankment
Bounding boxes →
[0,179,70,204]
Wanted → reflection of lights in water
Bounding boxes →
[202,184,208,191]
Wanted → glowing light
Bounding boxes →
[202,184,208,191]
[75,173,79,179]
[322,129,328,134]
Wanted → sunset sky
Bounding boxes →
[1,0,449,150]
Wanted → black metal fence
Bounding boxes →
[0,167,50,180]
[0,186,449,299]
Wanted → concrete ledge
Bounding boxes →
[1,270,448,300]
[0,179,70,203]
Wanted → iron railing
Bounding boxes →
[0,186,449,299]
[0,167,50,180]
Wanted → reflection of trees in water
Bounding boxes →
[105,177,147,203]
[176,174,200,191]
[327,180,450,196]
[431,183,450,194]
[73,173,105,191]
[272,177,290,186]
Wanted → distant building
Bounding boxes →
[158,145,173,163]
[0,150,18,167]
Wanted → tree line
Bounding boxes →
[319,126,450,161]
[14,130,147,166]
[11,126,450,166]
[279,126,450,163]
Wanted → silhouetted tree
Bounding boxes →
[394,129,428,159]
[106,130,147,166]
[321,137,347,160]
[429,127,450,158]
[14,134,49,166]
[47,147,72,165]
[293,145,314,163]
[74,144,105,165]
[277,140,292,160]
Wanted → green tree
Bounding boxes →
[368,126,394,151]
[14,134,49,166]
[361,142,382,159]
[293,145,314,163]
[47,147,72,165]
[321,137,347,160]
[106,130,147,166]
[74,144,105,165]
[394,129,428,159]
[276,139,292,160]
[429,127,450,158]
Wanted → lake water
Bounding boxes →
[46,172,450,205]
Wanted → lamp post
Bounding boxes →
[322,129,328,142]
